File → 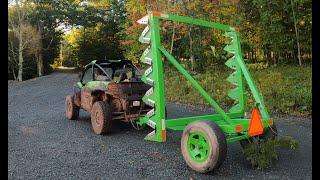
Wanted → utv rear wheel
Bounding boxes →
[91,101,112,135]
[181,120,227,173]
[65,95,79,120]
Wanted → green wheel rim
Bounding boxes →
[187,132,210,162]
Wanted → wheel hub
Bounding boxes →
[95,111,102,126]
[187,132,210,162]
[67,101,71,113]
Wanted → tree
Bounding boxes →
[9,0,40,81]
[237,0,311,64]
[25,27,42,76]
[8,30,19,80]
[63,0,126,67]
[290,0,301,65]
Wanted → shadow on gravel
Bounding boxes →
[76,114,149,135]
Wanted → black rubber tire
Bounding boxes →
[91,101,112,135]
[65,95,79,120]
[239,124,278,149]
[181,120,227,173]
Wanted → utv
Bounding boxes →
[65,59,152,134]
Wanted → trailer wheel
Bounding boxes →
[65,95,79,120]
[240,124,278,149]
[181,120,227,173]
[91,101,112,135]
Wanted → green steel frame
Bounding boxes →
[137,11,273,143]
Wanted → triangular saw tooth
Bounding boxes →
[139,26,151,43]
[144,57,152,65]
[224,44,236,54]
[227,87,240,101]
[145,87,154,96]
[145,99,155,107]
[137,14,149,25]
[146,119,156,129]
[140,47,152,63]
[144,66,153,76]
[141,75,154,84]
[225,56,237,70]
[146,78,154,86]
[144,130,156,141]
[141,76,147,84]
[142,46,151,56]
[228,103,241,113]
[146,108,155,118]
[141,26,150,37]
[224,31,236,38]
[226,71,239,85]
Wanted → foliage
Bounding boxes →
[236,0,312,64]
[8,0,312,117]
[164,65,311,116]
[247,62,269,70]
[242,136,298,170]
[8,0,64,80]
[8,0,312,80]
[251,65,311,116]
[64,23,124,67]
[62,0,126,67]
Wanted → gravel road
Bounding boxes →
[8,72,312,179]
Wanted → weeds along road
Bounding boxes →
[8,72,312,179]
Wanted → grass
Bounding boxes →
[163,64,311,116]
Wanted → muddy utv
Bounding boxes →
[65,59,153,134]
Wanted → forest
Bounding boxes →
[8,0,312,115]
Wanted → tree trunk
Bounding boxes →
[290,0,302,66]
[169,0,175,54]
[12,66,17,81]
[266,51,270,64]
[170,23,175,54]
[38,26,43,76]
[17,33,23,82]
[60,42,63,67]
[8,56,17,81]
[292,50,296,63]
[188,26,195,72]
[37,53,43,77]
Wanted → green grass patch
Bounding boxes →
[164,64,311,116]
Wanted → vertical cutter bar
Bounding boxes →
[226,32,246,114]
[233,32,270,120]
[147,14,166,142]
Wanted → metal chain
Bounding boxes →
[130,104,144,130]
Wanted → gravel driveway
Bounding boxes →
[8,72,312,179]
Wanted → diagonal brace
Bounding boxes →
[158,46,232,125]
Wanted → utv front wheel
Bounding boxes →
[65,95,79,120]
[91,101,112,135]
[181,120,227,173]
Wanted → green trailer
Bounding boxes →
[136,11,277,173]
